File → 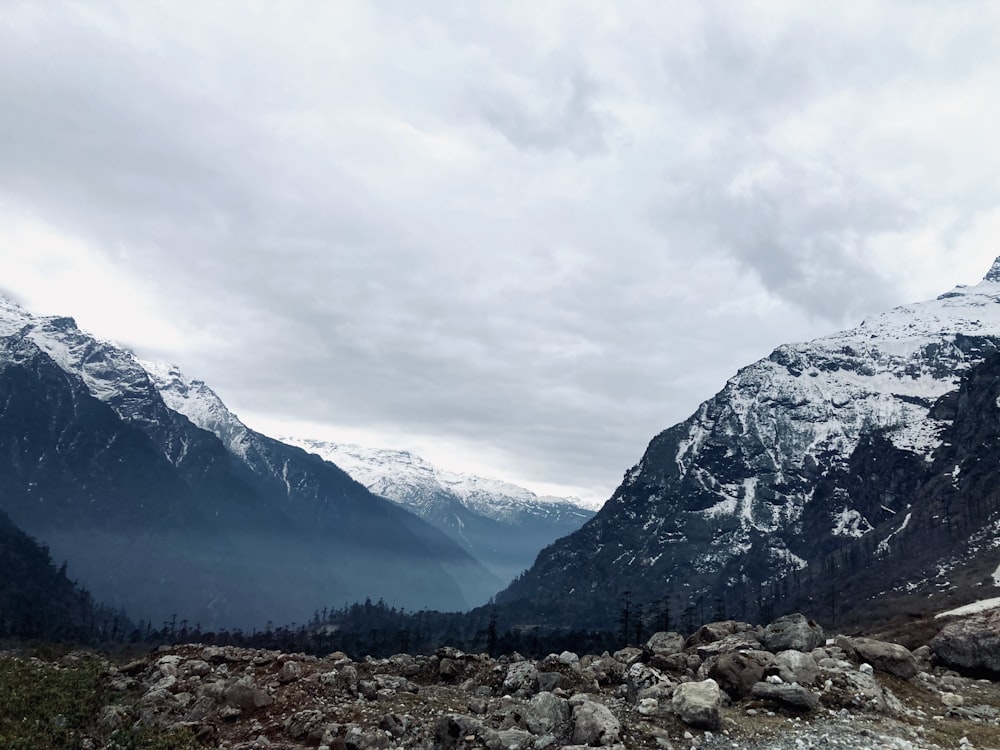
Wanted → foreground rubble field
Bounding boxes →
[4,611,999,749]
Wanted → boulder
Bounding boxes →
[503,661,538,696]
[762,614,824,653]
[693,632,763,658]
[685,620,759,650]
[819,665,898,714]
[708,650,776,699]
[536,671,566,693]
[613,647,643,667]
[570,696,621,747]
[494,729,534,750]
[848,638,917,679]
[774,650,819,686]
[278,660,301,683]
[559,651,580,666]
[225,682,273,711]
[670,678,722,730]
[930,610,1000,677]
[912,645,932,672]
[751,681,820,711]
[625,662,673,704]
[433,714,499,749]
[645,631,686,658]
[524,691,571,735]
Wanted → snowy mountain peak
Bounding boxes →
[497,256,1000,624]
[283,437,598,519]
[983,255,1000,283]
[138,359,258,463]
[0,295,31,333]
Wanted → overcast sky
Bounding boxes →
[3,2,1000,503]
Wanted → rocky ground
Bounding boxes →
[12,610,1000,749]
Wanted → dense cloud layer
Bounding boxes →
[2,2,1000,501]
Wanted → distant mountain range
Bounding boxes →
[0,296,499,628]
[8,257,1000,639]
[497,258,1000,631]
[281,438,598,584]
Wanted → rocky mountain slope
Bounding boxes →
[497,258,1000,630]
[0,297,497,629]
[281,438,597,584]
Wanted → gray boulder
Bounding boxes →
[224,682,273,710]
[774,650,820,686]
[848,638,917,679]
[670,678,722,730]
[433,714,500,749]
[503,661,539,696]
[625,662,674,704]
[762,613,825,653]
[536,671,566,693]
[751,681,820,711]
[693,632,764,658]
[708,650,776,699]
[930,610,1000,676]
[685,620,760,650]
[645,631,686,658]
[524,691,571,735]
[570,696,621,746]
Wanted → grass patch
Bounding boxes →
[0,655,197,750]
[0,656,102,749]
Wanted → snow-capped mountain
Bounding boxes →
[282,438,598,583]
[497,258,1000,629]
[0,297,498,627]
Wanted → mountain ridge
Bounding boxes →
[0,296,499,627]
[496,257,1000,628]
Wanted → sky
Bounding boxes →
[3,1,1000,504]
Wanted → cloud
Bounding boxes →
[2,2,1000,501]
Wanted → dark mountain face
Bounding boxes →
[0,302,498,629]
[496,262,1000,631]
[0,506,121,641]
